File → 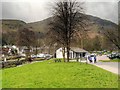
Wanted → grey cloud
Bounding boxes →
[2,2,32,22]
[1,1,118,24]
[118,1,120,22]
[85,2,118,24]
[0,2,2,19]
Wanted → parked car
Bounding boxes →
[44,54,53,60]
[19,53,26,57]
[108,53,120,59]
[37,53,46,58]
[31,54,45,58]
[115,53,120,59]
[31,54,37,58]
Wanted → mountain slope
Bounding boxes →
[1,14,117,34]
[1,14,118,47]
[27,17,53,33]
[1,19,26,33]
[27,14,117,31]
[27,14,117,38]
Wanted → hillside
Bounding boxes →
[1,19,26,33]
[27,14,117,38]
[1,14,117,34]
[1,14,118,50]
[27,17,53,33]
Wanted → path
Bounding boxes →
[92,62,119,75]
[97,55,110,61]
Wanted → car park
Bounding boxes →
[108,53,120,59]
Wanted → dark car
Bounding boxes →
[108,53,120,59]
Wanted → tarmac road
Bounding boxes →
[93,62,119,75]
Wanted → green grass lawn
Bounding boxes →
[2,59,118,88]
[100,59,120,62]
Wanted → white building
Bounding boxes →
[55,47,88,59]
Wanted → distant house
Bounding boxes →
[55,47,88,59]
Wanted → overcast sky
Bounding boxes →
[0,0,119,24]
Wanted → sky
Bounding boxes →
[0,0,119,24]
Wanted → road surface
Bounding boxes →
[92,62,119,75]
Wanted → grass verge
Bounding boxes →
[99,59,120,62]
[2,59,118,88]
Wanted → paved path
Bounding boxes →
[97,55,110,61]
[92,62,119,75]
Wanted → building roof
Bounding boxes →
[70,47,88,53]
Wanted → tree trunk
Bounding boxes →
[35,46,38,55]
[66,46,70,62]
[62,47,66,62]
[26,46,31,61]
[81,38,83,49]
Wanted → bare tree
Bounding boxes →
[45,29,63,54]
[49,0,85,62]
[102,26,120,50]
[34,32,44,55]
[17,28,36,60]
